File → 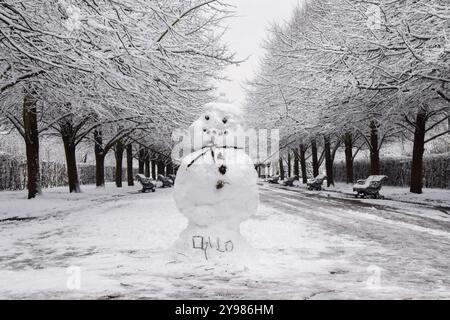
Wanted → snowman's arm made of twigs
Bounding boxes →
[186,145,244,169]
[186,150,210,169]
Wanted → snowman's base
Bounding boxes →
[168,224,259,268]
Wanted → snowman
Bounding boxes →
[171,102,259,264]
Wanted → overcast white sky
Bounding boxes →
[215,0,302,107]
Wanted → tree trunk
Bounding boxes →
[157,161,165,177]
[167,162,174,175]
[324,136,334,187]
[114,140,124,188]
[144,157,150,178]
[299,144,307,183]
[311,139,319,177]
[127,144,134,186]
[94,129,105,187]
[62,135,80,193]
[59,116,80,193]
[344,132,354,184]
[151,160,156,179]
[410,108,427,194]
[279,157,285,180]
[293,148,299,180]
[287,152,292,178]
[95,153,105,188]
[23,92,41,199]
[138,147,145,174]
[369,121,380,175]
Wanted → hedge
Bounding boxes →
[0,155,129,191]
[333,154,450,189]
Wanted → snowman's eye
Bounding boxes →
[205,115,210,120]
[203,128,207,132]
[224,130,228,135]
[222,118,228,124]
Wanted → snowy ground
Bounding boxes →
[280,179,450,208]
[0,182,449,299]
[322,182,450,209]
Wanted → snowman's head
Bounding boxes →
[190,102,244,149]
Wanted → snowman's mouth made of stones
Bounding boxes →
[200,127,243,149]
[202,128,228,145]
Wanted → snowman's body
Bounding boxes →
[172,102,259,263]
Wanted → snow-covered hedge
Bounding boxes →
[333,154,450,189]
[0,156,25,190]
[0,155,125,191]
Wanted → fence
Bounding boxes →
[0,155,128,191]
[333,154,450,189]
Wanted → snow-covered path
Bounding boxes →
[258,185,450,299]
[0,183,449,299]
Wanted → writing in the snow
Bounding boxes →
[192,235,234,260]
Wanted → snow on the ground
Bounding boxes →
[330,182,450,207]
[287,180,450,208]
[0,184,140,221]
[377,185,450,207]
[269,179,450,223]
[0,183,449,299]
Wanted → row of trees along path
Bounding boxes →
[0,0,238,198]
[245,0,450,194]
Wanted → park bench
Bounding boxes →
[306,174,327,191]
[267,176,280,184]
[283,176,298,187]
[135,174,156,193]
[158,174,173,188]
[353,175,387,199]
[168,174,177,184]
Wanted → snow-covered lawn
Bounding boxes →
[275,179,450,208]
[331,182,450,208]
[0,183,449,299]
[270,180,450,223]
